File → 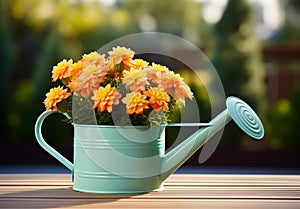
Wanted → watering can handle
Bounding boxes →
[34,110,74,171]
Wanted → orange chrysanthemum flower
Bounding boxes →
[81,52,105,65]
[108,46,134,65]
[145,63,170,85]
[122,92,149,114]
[43,86,71,111]
[68,80,76,92]
[122,67,149,92]
[51,59,73,82]
[70,60,83,80]
[67,61,83,92]
[69,53,107,95]
[144,88,170,111]
[159,71,193,106]
[74,64,108,97]
[43,46,194,125]
[92,84,122,113]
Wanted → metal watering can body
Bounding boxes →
[34,96,264,193]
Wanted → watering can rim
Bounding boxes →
[72,123,212,128]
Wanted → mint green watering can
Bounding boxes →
[34,96,264,194]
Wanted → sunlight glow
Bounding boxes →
[201,0,284,39]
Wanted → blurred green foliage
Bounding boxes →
[277,0,300,42]
[2,0,209,144]
[0,2,15,143]
[212,0,266,147]
[267,87,300,149]
[264,0,300,150]
[1,0,299,152]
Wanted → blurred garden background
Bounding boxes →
[1,0,300,168]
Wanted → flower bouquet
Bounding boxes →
[43,46,193,126]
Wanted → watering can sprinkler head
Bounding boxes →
[226,96,264,139]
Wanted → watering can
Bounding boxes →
[34,96,264,193]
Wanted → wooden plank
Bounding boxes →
[1,174,300,209]
[1,198,300,209]
[1,185,300,199]
[1,174,300,185]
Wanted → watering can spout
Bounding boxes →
[161,96,264,181]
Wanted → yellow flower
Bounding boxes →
[108,46,134,65]
[92,84,122,113]
[74,64,108,97]
[152,62,169,72]
[131,59,149,69]
[122,67,149,92]
[144,88,170,111]
[43,86,71,111]
[122,92,149,114]
[51,59,73,82]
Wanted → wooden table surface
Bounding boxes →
[1,174,300,208]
